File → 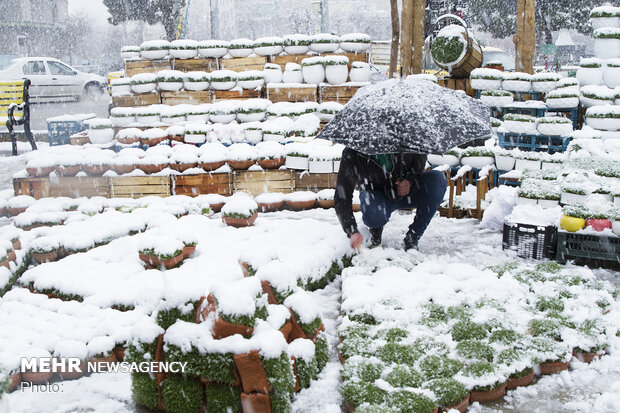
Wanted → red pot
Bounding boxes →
[539,360,570,375]
[182,245,196,258]
[55,165,81,176]
[257,158,285,169]
[83,165,110,176]
[32,251,58,264]
[286,199,316,211]
[585,218,612,232]
[209,202,225,213]
[573,351,603,363]
[199,161,226,171]
[258,201,284,212]
[112,164,136,174]
[317,199,335,209]
[442,396,470,413]
[506,370,535,390]
[227,160,256,170]
[169,162,197,172]
[138,163,167,174]
[470,382,507,403]
[6,207,26,216]
[26,166,55,177]
[222,212,258,228]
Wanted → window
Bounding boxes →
[48,61,74,76]
[22,61,46,75]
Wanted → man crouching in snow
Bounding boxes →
[334,147,446,251]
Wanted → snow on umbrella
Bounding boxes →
[317,78,491,155]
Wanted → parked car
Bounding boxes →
[0,57,107,102]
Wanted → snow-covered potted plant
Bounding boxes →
[431,24,468,69]
[221,194,258,227]
[301,56,325,85]
[227,143,257,170]
[460,147,495,169]
[470,68,503,90]
[537,116,573,136]
[285,191,317,210]
[585,105,620,131]
[184,124,209,145]
[82,152,111,176]
[263,63,283,84]
[560,204,587,232]
[285,142,310,170]
[427,148,461,168]
[458,361,507,403]
[138,154,168,174]
[423,378,470,413]
[580,85,616,107]
[236,99,269,123]
[541,153,564,170]
[209,70,238,91]
[493,148,515,171]
[480,90,513,108]
[324,56,349,85]
[282,62,303,83]
[55,154,83,176]
[253,36,284,56]
[130,73,158,94]
[593,28,620,60]
[283,34,311,54]
[491,117,502,135]
[26,157,56,177]
[140,40,170,60]
[293,113,320,139]
[110,77,132,96]
[531,72,561,93]
[110,107,136,127]
[546,87,580,109]
[210,100,238,124]
[112,156,138,174]
[349,62,371,83]
[86,118,114,144]
[31,236,59,264]
[121,45,141,60]
[484,61,504,71]
[185,104,211,123]
[502,72,532,92]
[237,70,264,90]
[503,114,537,134]
[139,127,167,147]
[256,141,286,169]
[160,105,187,124]
[197,40,230,58]
[243,122,263,144]
[255,192,285,212]
[514,152,541,171]
[317,101,342,122]
[228,38,255,58]
[561,178,596,204]
[577,58,604,86]
[308,148,334,173]
[316,188,335,209]
[583,204,612,232]
[309,33,340,53]
[198,151,227,171]
[138,236,185,269]
[183,71,210,91]
[610,207,620,236]
[169,39,198,59]
[339,33,371,53]
[603,58,620,88]
[262,117,294,142]
[590,5,620,30]
[135,105,160,124]
[169,151,198,172]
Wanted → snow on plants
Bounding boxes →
[221,193,258,219]
[431,25,468,67]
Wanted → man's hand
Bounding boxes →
[350,232,363,251]
[396,179,411,197]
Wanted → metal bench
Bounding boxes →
[1,79,37,155]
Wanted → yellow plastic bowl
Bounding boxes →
[560,214,585,232]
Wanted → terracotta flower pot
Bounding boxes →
[182,245,196,258]
[286,199,316,211]
[317,199,334,209]
[0,259,10,269]
[506,370,535,390]
[169,134,184,142]
[83,165,110,176]
[258,158,285,169]
[169,162,197,172]
[199,161,226,171]
[442,396,469,413]
[9,372,21,391]
[117,137,140,145]
[139,252,184,269]
[58,361,87,380]
[113,346,126,362]
[21,371,55,384]
[539,360,570,375]
[241,393,271,413]
[112,164,136,174]
[227,160,256,170]
[32,251,58,264]
[469,382,507,403]
[55,165,82,176]
[585,218,612,232]
[258,201,284,212]
[222,212,258,228]
[210,202,225,213]
[26,166,55,177]
[573,351,603,363]
[138,163,167,174]
[6,207,26,216]
[144,137,168,146]
[7,250,16,262]
[234,351,271,394]
[352,203,361,212]
[12,239,21,250]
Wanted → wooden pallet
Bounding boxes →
[295,172,338,192]
[233,170,294,196]
[437,77,475,98]
[219,56,268,72]
[50,176,109,198]
[318,84,364,104]
[112,93,161,108]
[160,90,212,105]
[171,173,232,196]
[266,85,318,103]
[171,58,218,73]
[109,176,170,198]
[211,88,263,101]
[125,60,171,77]
[70,132,91,146]
[13,177,51,199]
[270,54,311,70]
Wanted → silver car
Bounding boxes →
[0,57,107,102]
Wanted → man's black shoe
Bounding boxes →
[369,226,384,247]
[403,231,419,251]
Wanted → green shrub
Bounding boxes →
[161,375,203,413]
[431,35,466,65]
[205,384,241,413]
[340,335,374,359]
[340,381,388,407]
[263,353,295,395]
[536,296,565,313]
[424,378,469,407]
[131,373,159,410]
[451,320,488,341]
[487,261,519,278]
[384,365,424,388]
[412,337,449,356]
[445,304,472,320]
[296,356,319,389]
[388,390,438,413]
[496,348,533,378]
[126,338,158,364]
[377,343,421,366]
[377,327,409,343]
[341,358,385,382]
[529,318,562,341]
[165,346,237,384]
[355,405,399,413]
[419,355,462,380]
[456,340,494,362]
[315,335,329,371]
[270,391,293,413]
[462,361,504,391]
[156,304,197,330]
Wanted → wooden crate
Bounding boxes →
[49,176,109,198]
[270,54,310,70]
[161,90,212,105]
[70,132,91,146]
[318,84,363,104]
[109,176,170,198]
[125,60,171,77]
[112,93,161,107]
[294,172,338,192]
[171,58,218,72]
[13,177,51,199]
[219,56,268,72]
[212,88,263,101]
[233,170,294,196]
[437,77,475,98]
[266,85,318,103]
[171,173,231,196]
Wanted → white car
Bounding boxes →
[0,57,107,102]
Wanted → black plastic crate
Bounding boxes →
[556,231,620,264]
[502,222,557,260]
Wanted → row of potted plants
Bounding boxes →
[576,57,620,88]
[560,203,620,235]
[471,69,563,93]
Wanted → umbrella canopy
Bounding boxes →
[317,78,491,155]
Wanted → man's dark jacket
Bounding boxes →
[335,148,427,237]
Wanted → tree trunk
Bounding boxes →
[412,0,426,74]
[400,0,414,76]
[164,16,177,41]
[522,0,536,74]
[389,0,400,78]
[513,0,525,72]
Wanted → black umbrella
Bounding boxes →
[317,78,491,155]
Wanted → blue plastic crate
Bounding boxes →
[498,132,570,154]
[46,114,96,146]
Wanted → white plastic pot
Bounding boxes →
[517,197,538,206]
[531,81,558,93]
[592,17,620,30]
[349,63,371,83]
[560,191,588,205]
[158,81,183,92]
[546,97,579,109]
[537,122,573,136]
[198,46,228,58]
[310,42,339,53]
[111,84,132,96]
[542,162,562,170]
[460,156,495,169]
[110,116,135,127]
[504,120,537,134]
[263,133,285,142]
[264,68,283,84]
[480,95,513,108]
[340,42,370,53]
[88,128,115,144]
[131,83,157,94]
[121,51,140,60]
[140,49,168,60]
[333,160,340,172]
[603,66,620,88]
[237,112,265,123]
[593,38,620,60]
[308,160,333,173]
[211,81,237,91]
[495,155,515,171]
[170,49,197,59]
[286,155,309,170]
[577,67,603,86]
[161,116,185,125]
[502,80,531,92]
[580,95,613,108]
[210,114,236,124]
[470,78,501,90]
[538,199,560,209]
[183,80,210,91]
[586,117,620,131]
[136,115,159,124]
[612,220,620,236]
[253,45,283,56]
[427,154,460,167]
[325,65,348,85]
[229,48,253,58]
[283,70,303,83]
[185,134,206,144]
[615,196,620,206]
[514,159,541,171]
[186,114,209,123]
[238,79,264,90]
[284,45,309,54]
[302,65,325,84]
[244,130,263,144]
[318,112,336,122]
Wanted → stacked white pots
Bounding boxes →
[324,56,349,85]
[470,68,503,90]
[282,63,303,84]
